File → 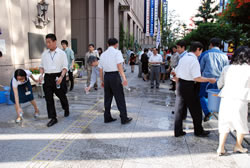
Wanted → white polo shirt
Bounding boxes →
[149,54,163,66]
[98,47,124,72]
[175,52,201,81]
[40,48,68,74]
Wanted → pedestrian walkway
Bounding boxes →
[0,66,249,168]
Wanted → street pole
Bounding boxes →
[53,0,56,35]
[222,0,225,11]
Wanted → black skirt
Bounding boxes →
[142,64,149,74]
[10,80,34,104]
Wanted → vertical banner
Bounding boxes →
[162,0,168,28]
[160,0,163,33]
[156,18,161,48]
[154,0,159,35]
[150,0,155,37]
[145,0,151,36]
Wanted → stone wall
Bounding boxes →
[0,0,71,86]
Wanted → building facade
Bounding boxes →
[71,0,152,58]
[0,0,71,86]
[0,0,152,86]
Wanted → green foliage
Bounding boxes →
[161,10,182,49]
[220,0,250,24]
[218,0,250,46]
[195,0,219,25]
[183,22,232,49]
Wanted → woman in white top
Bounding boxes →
[10,69,40,123]
[217,47,250,156]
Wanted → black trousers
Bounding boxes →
[43,73,69,119]
[68,70,74,90]
[104,72,128,121]
[174,79,204,136]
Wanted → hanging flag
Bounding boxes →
[150,0,155,36]
[154,0,159,35]
[145,0,151,36]
[156,18,161,48]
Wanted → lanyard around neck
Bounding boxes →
[50,51,56,61]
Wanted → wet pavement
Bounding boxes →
[0,65,249,168]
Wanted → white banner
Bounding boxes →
[146,0,150,36]
[154,0,159,35]
[156,19,161,48]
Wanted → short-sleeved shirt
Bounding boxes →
[12,70,32,88]
[90,66,100,88]
[149,54,163,66]
[98,47,124,72]
[63,48,75,70]
[40,48,68,74]
[175,52,201,81]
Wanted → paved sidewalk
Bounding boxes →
[0,66,249,168]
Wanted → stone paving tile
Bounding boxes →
[0,66,249,168]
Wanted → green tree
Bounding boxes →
[219,0,250,46]
[183,22,233,49]
[161,10,181,49]
[194,0,219,25]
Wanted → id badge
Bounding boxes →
[25,91,31,95]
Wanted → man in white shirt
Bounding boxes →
[39,34,69,127]
[99,38,132,125]
[172,42,216,137]
[85,56,100,92]
[149,48,163,89]
[85,44,99,89]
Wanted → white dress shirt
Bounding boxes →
[175,52,201,81]
[98,47,124,72]
[40,48,68,74]
[149,54,163,66]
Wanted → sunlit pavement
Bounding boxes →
[0,65,249,168]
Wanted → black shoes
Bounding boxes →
[104,117,133,125]
[64,111,70,117]
[156,86,159,89]
[175,131,186,137]
[104,118,117,123]
[204,113,213,122]
[195,130,210,137]
[151,86,154,89]
[121,117,133,125]
[47,118,58,127]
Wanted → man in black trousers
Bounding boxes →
[172,42,216,137]
[39,34,70,127]
[98,38,132,125]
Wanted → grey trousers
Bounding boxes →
[150,66,160,87]
[138,62,142,78]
